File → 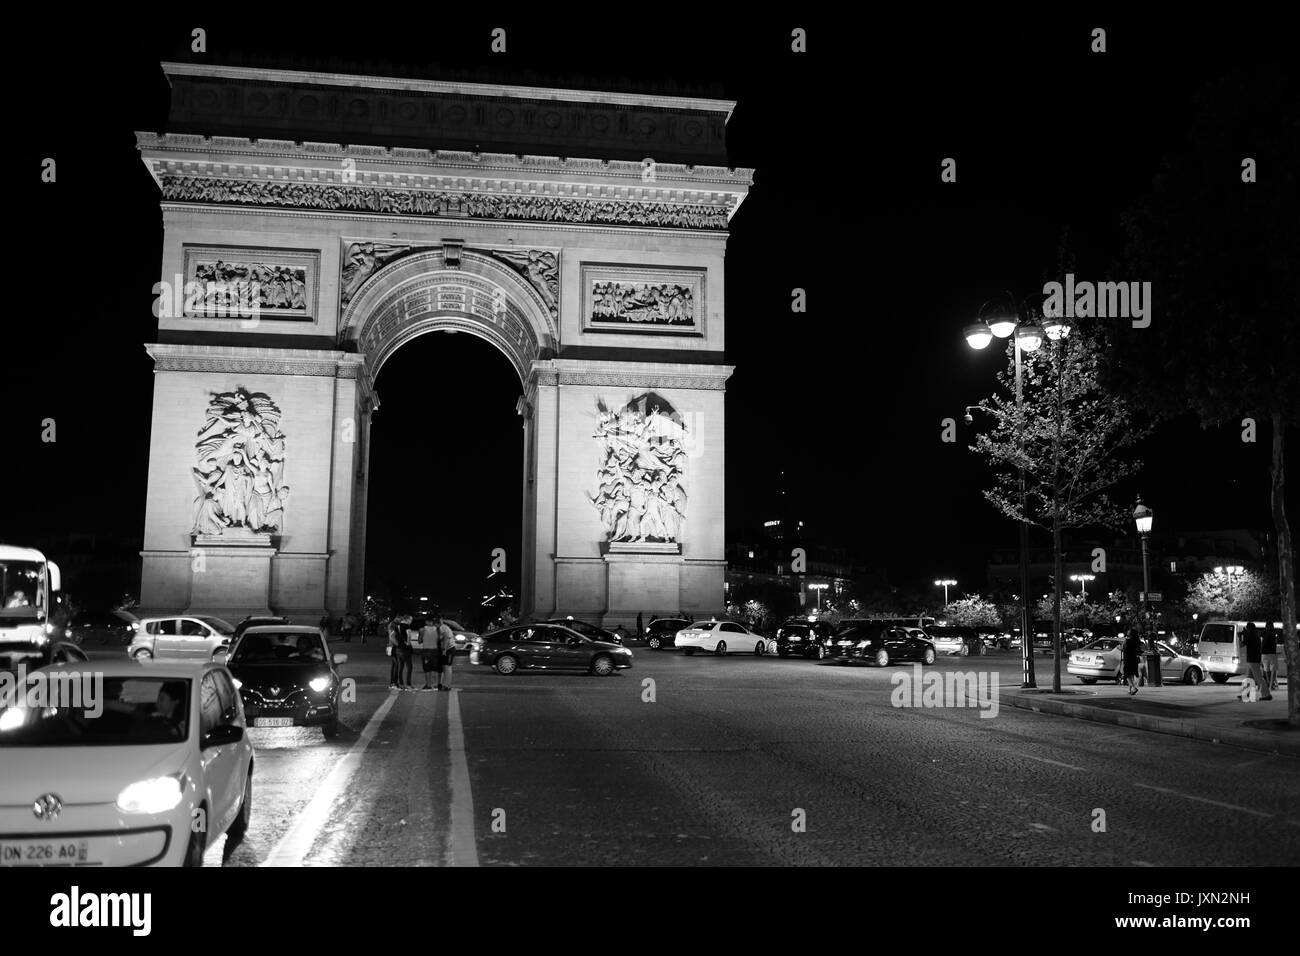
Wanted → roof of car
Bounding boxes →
[39,659,219,679]
[241,624,321,634]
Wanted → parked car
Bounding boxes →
[923,624,982,656]
[833,623,937,666]
[1196,620,1293,683]
[975,626,1008,650]
[470,623,633,675]
[0,660,253,866]
[1066,638,1130,684]
[645,617,690,650]
[773,619,838,659]
[675,620,772,657]
[68,609,140,646]
[546,617,624,646]
[131,615,236,662]
[225,626,346,737]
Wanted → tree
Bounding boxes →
[943,594,1001,627]
[1185,568,1277,622]
[971,318,1150,691]
[1034,591,1093,628]
[1114,65,1299,723]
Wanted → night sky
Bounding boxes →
[7,13,1295,612]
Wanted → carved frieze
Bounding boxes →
[192,388,289,538]
[589,394,689,546]
[181,246,318,320]
[581,264,704,335]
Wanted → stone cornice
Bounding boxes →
[162,62,739,121]
[529,359,734,390]
[146,343,368,379]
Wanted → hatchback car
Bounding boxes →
[834,624,937,666]
[676,620,771,657]
[68,609,140,646]
[131,615,236,662]
[645,617,690,650]
[470,623,633,675]
[224,626,347,738]
[774,619,838,659]
[923,624,981,656]
[0,660,253,867]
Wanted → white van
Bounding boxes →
[1195,620,1292,683]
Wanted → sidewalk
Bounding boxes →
[987,677,1299,757]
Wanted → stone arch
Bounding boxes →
[340,247,559,385]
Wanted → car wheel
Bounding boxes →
[495,654,519,675]
[322,714,340,738]
[132,648,152,662]
[816,645,828,661]
[1185,667,1203,685]
[683,648,696,656]
[922,647,937,665]
[648,636,662,650]
[184,815,206,867]
[591,655,615,676]
[227,770,252,841]
[1080,678,1097,685]
[753,641,765,656]
[1210,673,1229,684]
[875,649,889,667]
[714,641,727,656]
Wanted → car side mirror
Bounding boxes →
[202,724,244,749]
[332,653,348,665]
[212,650,228,664]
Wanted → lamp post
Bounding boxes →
[808,582,828,613]
[1134,495,1160,686]
[1214,565,1245,616]
[965,293,1051,689]
[1070,573,1095,596]
[934,578,957,607]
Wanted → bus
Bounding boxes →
[0,545,63,645]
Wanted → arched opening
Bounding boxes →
[363,328,523,628]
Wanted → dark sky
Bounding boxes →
[6,12,1295,610]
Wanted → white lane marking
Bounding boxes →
[261,690,400,866]
[446,688,480,867]
[1133,782,1273,818]
[1018,753,1086,771]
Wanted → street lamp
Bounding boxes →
[934,578,957,606]
[808,582,828,612]
[965,292,1059,689]
[1133,495,1161,686]
[1069,573,1095,596]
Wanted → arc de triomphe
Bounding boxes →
[137,62,751,624]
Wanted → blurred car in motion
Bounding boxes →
[675,620,771,657]
[67,609,139,646]
[645,617,690,650]
[0,639,88,676]
[832,623,937,667]
[130,616,236,662]
[774,619,838,660]
[471,623,633,675]
[0,661,253,866]
[225,626,346,738]
[546,617,624,646]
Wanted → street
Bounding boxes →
[121,642,1299,867]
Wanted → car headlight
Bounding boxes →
[131,622,140,630]
[116,775,185,814]
[44,623,55,635]
[309,677,332,693]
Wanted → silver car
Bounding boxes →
[130,616,236,662]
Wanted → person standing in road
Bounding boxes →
[396,617,415,690]
[1122,625,1144,695]
[1243,622,1271,700]
[636,611,644,642]
[436,614,456,691]
[418,616,439,691]
[1262,622,1280,692]
[387,618,402,689]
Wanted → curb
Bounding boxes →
[994,691,1300,758]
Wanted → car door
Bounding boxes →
[510,626,552,668]
[1156,643,1182,681]
[197,672,240,833]
[152,618,185,657]
[173,618,213,659]
[547,627,592,668]
[717,622,746,652]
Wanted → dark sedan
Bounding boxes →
[645,617,690,650]
[831,623,937,666]
[471,623,634,676]
[68,609,140,646]
[545,617,625,645]
[225,626,347,738]
[774,619,838,659]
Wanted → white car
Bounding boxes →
[409,619,479,653]
[130,616,236,662]
[675,620,771,657]
[0,660,254,867]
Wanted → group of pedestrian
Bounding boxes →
[1243,622,1277,701]
[387,613,455,691]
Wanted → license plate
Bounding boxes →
[0,839,92,866]
[254,717,294,727]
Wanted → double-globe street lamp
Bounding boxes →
[965,293,1070,689]
[1070,573,1096,596]
[1133,495,1162,687]
[934,578,957,607]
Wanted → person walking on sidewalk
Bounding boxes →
[436,614,456,691]
[1243,622,1272,700]
[1122,626,1144,695]
[1262,622,1280,692]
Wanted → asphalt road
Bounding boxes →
[82,641,1297,867]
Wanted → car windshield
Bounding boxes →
[199,617,235,636]
[0,677,190,746]
[231,632,326,663]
